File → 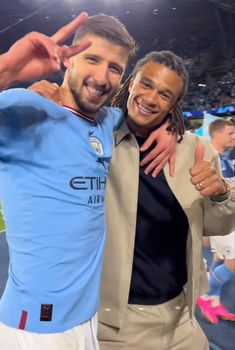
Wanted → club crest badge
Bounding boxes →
[89,136,104,155]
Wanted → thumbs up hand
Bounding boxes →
[190,143,228,196]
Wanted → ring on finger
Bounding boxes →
[198,181,204,190]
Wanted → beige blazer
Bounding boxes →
[99,121,235,329]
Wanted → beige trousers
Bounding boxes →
[98,293,209,350]
[0,314,99,350]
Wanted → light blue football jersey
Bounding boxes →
[0,89,123,333]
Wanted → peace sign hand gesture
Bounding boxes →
[0,12,91,89]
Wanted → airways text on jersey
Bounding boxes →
[69,176,106,205]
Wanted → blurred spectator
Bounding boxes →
[197,119,235,325]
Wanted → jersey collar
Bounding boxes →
[62,105,95,124]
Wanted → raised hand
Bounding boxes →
[0,12,91,89]
[190,143,227,196]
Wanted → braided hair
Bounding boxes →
[112,51,188,142]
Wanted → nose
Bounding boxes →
[143,90,159,106]
[93,64,109,85]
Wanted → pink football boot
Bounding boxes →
[213,304,235,321]
[196,297,219,324]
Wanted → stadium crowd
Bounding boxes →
[130,29,235,112]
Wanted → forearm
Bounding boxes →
[0,52,18,91]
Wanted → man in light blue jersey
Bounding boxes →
[0,13,138,350]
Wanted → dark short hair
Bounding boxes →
[209,119,234,137]
[73,14,137,62]
[132,50,189,100]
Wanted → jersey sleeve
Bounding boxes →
[0,88,47,124]
[110,107,124,131]
[0,88,48,158]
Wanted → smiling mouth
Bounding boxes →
[86,84,109,100]
[137,102,157,116]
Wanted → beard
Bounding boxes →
[68,75,115,117]
[68,77,97,116]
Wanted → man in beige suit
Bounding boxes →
[98,51,234,349]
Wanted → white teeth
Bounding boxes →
[138,103,153,114]
[87,86,104,97]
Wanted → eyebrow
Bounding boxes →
[84,54,124,74]
[141,77,153,85]
[83,53,100,60]
[110,63,124,74]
